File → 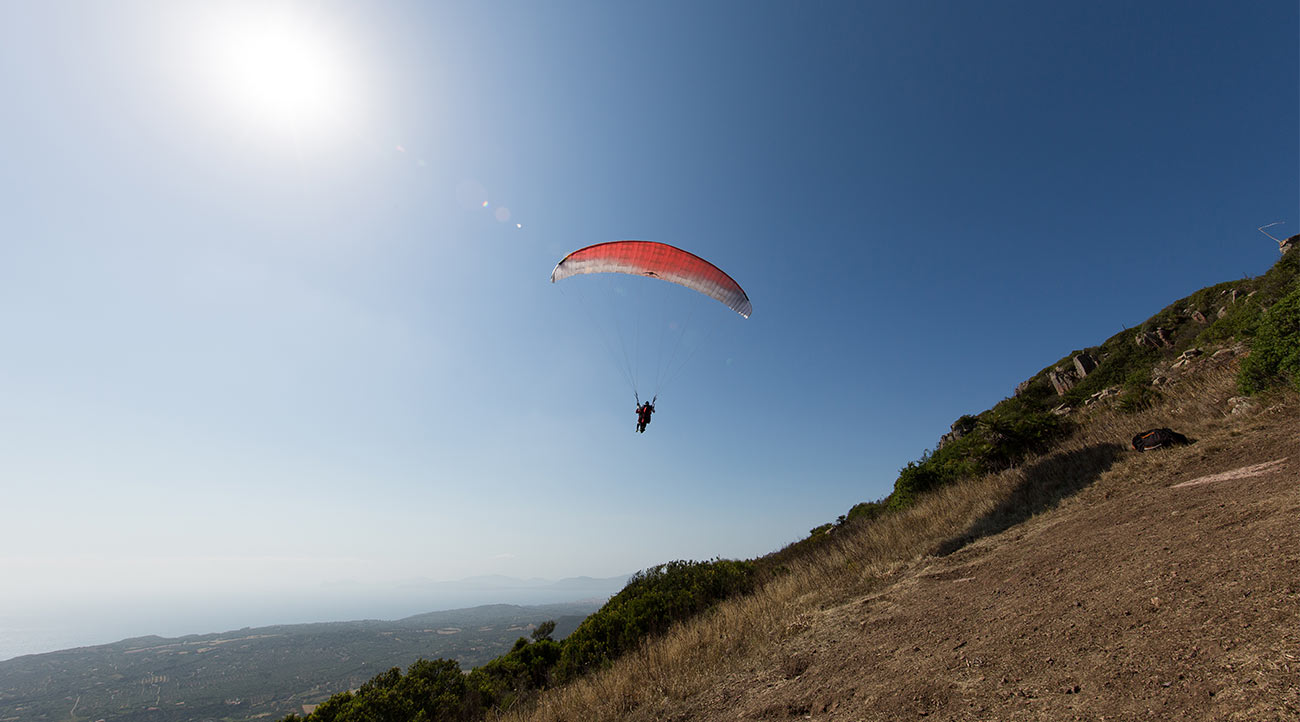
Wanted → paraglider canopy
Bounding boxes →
[550,241,752,318]
[551,240,750,404]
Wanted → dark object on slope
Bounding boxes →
[1132,428,1191,452]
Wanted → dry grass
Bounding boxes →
[502,362,1257,722]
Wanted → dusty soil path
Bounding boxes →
[687,410,1299,721]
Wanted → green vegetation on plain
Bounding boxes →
[0,604,597,722]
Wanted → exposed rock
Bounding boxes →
[1048,366,1080,396]
[1227,396,1260,415]
[1013,378,1032,397]
[1051,404,1073,416]
[1210,347,1238,364]
[938,416,978,450]
[1281,234,1298,254]
[1072,353,1098,377]
[1135,328,1174,349]
[1044,353,1099,396]
[1084,386,1122,406]
[1172,348,1203,369]
[1190,310,1208,324]
[1217,306,1228,319]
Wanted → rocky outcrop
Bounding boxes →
[1084,386,1122,406]
[1135,327,1174,349]
[1073,352,1097,377]
[938,416,978,450]
[1150,343,1245,386]
[1172,348,1203,368]
[1281,234,1297,254]
[1210,344,1246,364]
[1227,396,1260,415]
[1048,366,1079,395]
[1047,353,1099,396]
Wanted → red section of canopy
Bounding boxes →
[550,241,751,318]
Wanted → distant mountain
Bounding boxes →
[0,601,601,722]
[394,573,629,593]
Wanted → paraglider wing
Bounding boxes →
[550,241,752,318]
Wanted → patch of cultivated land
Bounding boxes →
[514,366,1299,721]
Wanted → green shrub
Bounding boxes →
[845,500,886,524]
[1060,341,1162,408]
[468,637,563,710]
[556,559,755,679]
[1238,282,1300,394]
[306,658,471,722]
[1117,369,1160,414]
[977,399,1066,468]
[887,456,949,510]
[883,397,1065,511]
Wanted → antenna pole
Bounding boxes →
[1258,221,1286,249]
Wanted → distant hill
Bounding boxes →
[0,602,599,722]
[388,574,630,602]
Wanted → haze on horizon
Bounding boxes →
[1,0,1295,660]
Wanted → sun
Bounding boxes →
[201,7,359,143]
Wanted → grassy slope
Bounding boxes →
[506,254,1300,721]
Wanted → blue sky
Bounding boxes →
[1,1,1296,655]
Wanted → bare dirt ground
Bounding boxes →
[679,404,1300,721]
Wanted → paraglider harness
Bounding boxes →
[635,393,656,433]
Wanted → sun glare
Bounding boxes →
[201,8,359,143]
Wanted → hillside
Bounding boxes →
[501,253,1299,721]
[522,384,1296,720]
[276,250,1298,721]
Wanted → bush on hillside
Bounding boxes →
[556,559,755,679]
[1238,282,1300,394]
[885,398,1065,510]
[1117,369,1161,414]
[302,658,472,722]
[286,558,758,722]
[845,499,887,524]
[888,455,949,510]
[467,637,564,711]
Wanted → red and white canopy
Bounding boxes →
[550,241,751,318]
